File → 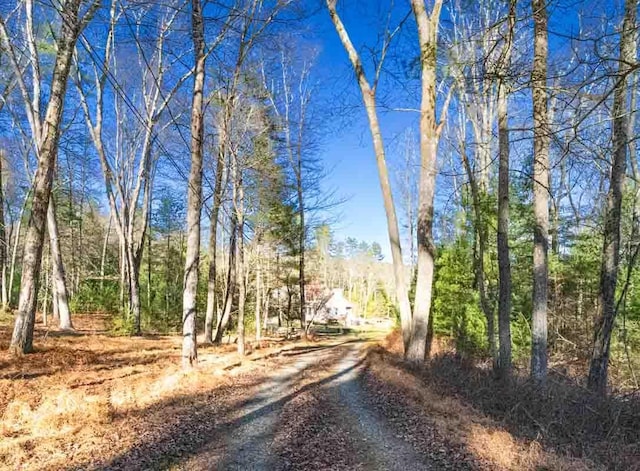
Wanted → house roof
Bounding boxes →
[325,288,354,309]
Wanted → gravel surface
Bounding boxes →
[93,339,475,470]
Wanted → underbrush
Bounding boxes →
[371,331,640,470]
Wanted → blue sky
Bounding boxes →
[305,0,620,260]
[308,2,421,259]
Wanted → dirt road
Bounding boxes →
[93,339,473,470]
[85,340,474,471]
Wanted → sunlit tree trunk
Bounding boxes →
[204,146,224,343]
[407,0,447,362]
[6,0,87,354]
[47,200,73,330]
[236,165,246,355]
[0,150,6,309]
[327,0,413,352]
[530,0,550,382]
[588,0,637,394]
[182,0,206,368]
[255,245,262,341]
[73,0,180,336]
[214,212,237,344]
[8,193,28,308]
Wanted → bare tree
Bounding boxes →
[588,0,637,394]
[326,0,413,352]
[0,150,7,309]
[182,0,206,368]
[74,1,187,335]
[406,0,450,362]
[0,79,14,310]
[262,45,320,334]
[497,0,516,377]
[207,0,281,343]
[530,0,550,382]
[2,0,97,353]
[0,0,81,332]
[447,0,518,367]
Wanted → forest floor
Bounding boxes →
[0,315,638,470]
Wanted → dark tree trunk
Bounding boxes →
[588,0,637,395]
[497,0,516,378]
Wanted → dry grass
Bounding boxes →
[366,331,640,470]
[0,314,314,470]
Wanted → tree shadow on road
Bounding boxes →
[72,348,366,470]
[278,338,365,357]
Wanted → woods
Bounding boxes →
[0,0,637,381]
[1,0,640,467]
[0,0,638,383]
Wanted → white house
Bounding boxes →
[314,288,360,326]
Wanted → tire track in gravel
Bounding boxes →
[180,339,472,470]
[272,343,439,470]
[177,340,361,470]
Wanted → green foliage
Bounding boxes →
[432,238,488,357]
[110,312,137,336]
[70,280,120,314]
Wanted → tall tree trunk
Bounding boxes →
[255,246,262,341]
[460,146,496,364]
[126,243,141,335]
[298,182,306,331]
[47,199,73,330]
[9,191,29,308]
[214,214,237,344]
[531,0,550,382]
[236,170,245,356]
[100,213,111,292]
[204,142,225,343]
[182,0,206,368]
[327,1,413,352]
[588,0,637,394]
[0,150,6,309]
[497,90,512,376]
[497,0,516,378]
[42,249,49,326]
[406,0,445,362]
[9,0,84,354]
